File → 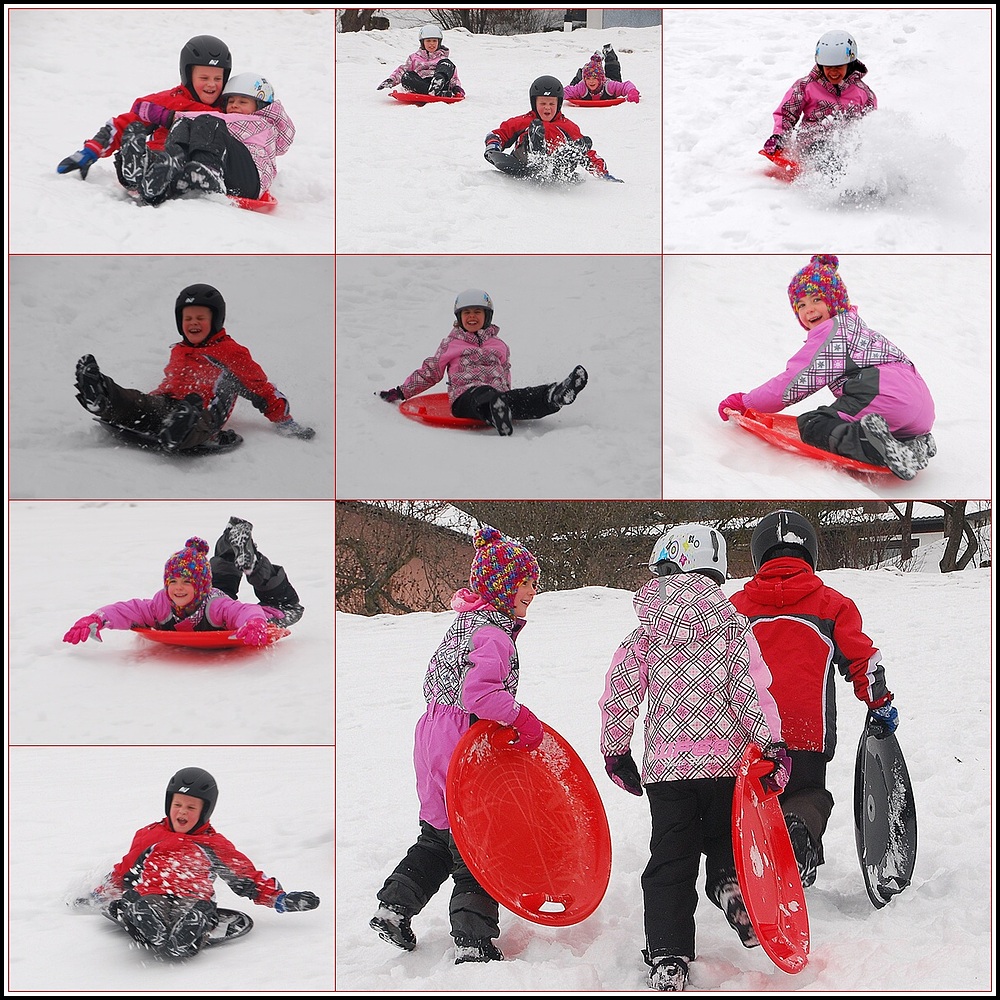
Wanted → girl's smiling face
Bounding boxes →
[822,63,848,85]
[224,94,258,114]
[423,38,439,53]
[512,578,537,618]
[167,577,196,607]
[794,294,833,329]
[460,306,486,333]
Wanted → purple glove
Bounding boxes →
[234,618,269,647]
[130,100,176,129]
[625,90,640,103]
[605,752,643,795]
[63,614,105,644]
[510,704,544,751]
[762,134,783,156]
[718,392,746,421]
[378,387,404,403]
[760,741,791,794]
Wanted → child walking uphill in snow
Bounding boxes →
[370,526,545,965]
[600,524,790,992]
[564,51,641,103]
[73,282,315,453]
[718,254,936,480]
[730,510,898,889]
[484,76,623,182]
[62,524,303,647]
[75,766,319,958]
[376,23,465,98]
[761,30,877,164]
[119,71,295,205]
[56,34,260,199]
[376,287,588,437]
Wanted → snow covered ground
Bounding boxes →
[7,8,335,254]
[336,539,993,993]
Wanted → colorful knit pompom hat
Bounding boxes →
[787,254,851,328]
[582,53,606,84]
[469,526,540,616]
[163,537,213,610]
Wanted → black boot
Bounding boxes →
[75,354,111,414]
[225,516,258,573]
[158,398,204,452]
[454,935,504,964]
[549,365,588,407]
[118,122,150,190]
[370,903,417,951]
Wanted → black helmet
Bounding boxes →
[529,75,564,116]
[175,284,226,337]
[750,510,819,571]
[179,34,232,93]
[165,767,219,828]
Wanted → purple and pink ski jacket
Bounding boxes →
[600,575,782,785]
[772,63,877,144]
[742,308,935,437]
[399,323,512,405]
[413,589,526,830]
[93,588,270,633]
[563,78,639,102]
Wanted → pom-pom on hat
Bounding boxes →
[469,526,540,616]
[164,536,213,609]
[582,53,606,84]
[787,254,851,327]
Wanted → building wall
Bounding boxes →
[588,9,663,29]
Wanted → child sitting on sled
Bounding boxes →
[564,50,640,103]
[120,71,295,205]
[718,255,936,480]
[761,30,877,165]
[76,766,319,959]
[376,23,465,98]
[484,76,622,182]
[369,526,543,965]
[376,287,588,437]
[73,282,315,453]
[599,524,789,992]
[62,522,304,647]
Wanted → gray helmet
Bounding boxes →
[648,523,727,586]
[529,75,564,115]
[222,72,275,109]
[815,30,858,67]
[750,510,819,571]
[175,283,226,337]
[454,288,494,327]
[165,767,219,828]
[179,34,232,92]
[419,24,443,42]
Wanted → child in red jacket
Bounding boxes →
[484,76,622,183]
[73,283,315,452]
[78,767,319,958]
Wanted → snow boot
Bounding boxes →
[272,601,305,627]
[118,121,150,190]
[860,413,923,480]
[225,516,258,573]
[647,955,689,992]
[526,118,548,155]
[454,935,504,965]
[785,813,820,888]
[549,365,589,408]
[158,398,204,453]
[75,354,111,414]
[168,114,227,196]
[174,159,225,196]
[713,879,759,948]
[369,903,416,952]
[488,396,514,437]
[139,144,186,205]
[116,893,168,949]
[163,901,216,959]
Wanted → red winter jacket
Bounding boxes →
[151,328,291,424]
[730,556,892,759]
[89,85,219,158]
[486,110,608,175]
[105,818,284,906]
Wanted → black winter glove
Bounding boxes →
[760,740,792,793]
[762,134,784,156]
[605,752,643,796]
[377,78,394,91]
[275,891,320,912]
[378,386,404,403]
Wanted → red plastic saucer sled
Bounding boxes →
[727,408,893,476]
[759,148,802,182]
[229,191,278,213]
[399,392,490,430]
[565,97,626,108]
[390,90,465,106]
[131,625,290,649]
[733,744,810,974]
[446,719,612,926]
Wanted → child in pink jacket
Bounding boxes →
[761,30,877,162]
[564,52,640,104]
[376,287,588,436]
[600,524,789,992]
[376,24,465,98]
[718,255,936,480]
[369,527,543,965]
[62,527,302,647]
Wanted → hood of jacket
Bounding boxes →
[740,556,825,609]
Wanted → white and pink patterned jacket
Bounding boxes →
[600,575,782,784]
[385,45,465,93]
[399,323,512,405]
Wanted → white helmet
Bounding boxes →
[454,288,494,325]
[221,72,274,107]
[648,523,727,586]
[419,24,443,42]
[815,30,858,67]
